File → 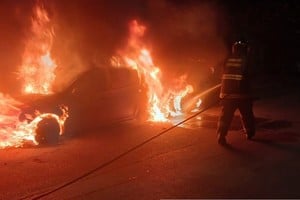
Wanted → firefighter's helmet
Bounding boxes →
[232,40,248,56]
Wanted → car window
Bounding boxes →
[109,68,140,89]
[70,68,109,96]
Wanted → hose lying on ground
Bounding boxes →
[26,85,222,200]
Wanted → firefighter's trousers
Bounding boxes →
[217,99,255,137]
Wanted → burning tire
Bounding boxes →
[35,117,60,145]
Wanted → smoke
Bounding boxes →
[0,0,34,94]
[0,0,228,94]
[142,0,228,90]
[51,0,228,92]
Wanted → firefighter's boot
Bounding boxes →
[243,127,255,140]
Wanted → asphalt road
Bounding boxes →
[1,77,300,200]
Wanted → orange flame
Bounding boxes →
[19,2,57,94]
[117,20,194,122]
[0,2,68,149]
[0,94,68,149]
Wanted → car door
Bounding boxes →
[65,68,111,130]
[107,67,141,121]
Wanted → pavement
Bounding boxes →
[0,74,300,200]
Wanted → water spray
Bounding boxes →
[183,83,221,113]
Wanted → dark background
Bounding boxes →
[223,0,299,75]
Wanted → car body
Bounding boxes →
[18,66,148,138]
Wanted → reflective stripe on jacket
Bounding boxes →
[220,56,251,99]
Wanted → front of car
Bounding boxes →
[17,66,147,144]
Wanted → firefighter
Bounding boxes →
[217,40,255,145]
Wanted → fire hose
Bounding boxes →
[27,84,222,200]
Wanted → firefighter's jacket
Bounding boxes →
[220,55,252,99]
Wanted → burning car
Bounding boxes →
[18,66,147,143]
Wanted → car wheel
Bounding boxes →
[35,117,60,145]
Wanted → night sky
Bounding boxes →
[222,0,299,75]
